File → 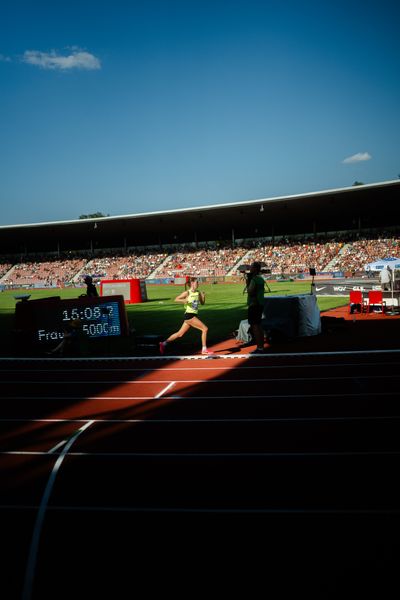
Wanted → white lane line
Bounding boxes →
[5,449,400,458]
[163,391,400,399]
[2,414,400,425]
[0,355,241,361]
[2,390,399,401]
[22,420,94,600]
[154,381,175,399]
[47,440,66,454]
[2,504,400,515]
[1,348,400,361]
[3,374,400,384]
[2,360,400,373]
[1,394,180,401]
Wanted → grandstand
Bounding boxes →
[1,235,400,288]
[0,180,400,287]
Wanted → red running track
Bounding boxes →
[2,350,400,598]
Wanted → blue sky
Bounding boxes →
[0,0,399,225]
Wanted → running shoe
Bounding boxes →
[250,348,265,354]
[201,349,214,355]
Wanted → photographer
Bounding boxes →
[82,275,98,298]
[246,262,266,354]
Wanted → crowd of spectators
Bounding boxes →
[156,245,248,278]
[0,260,13,278]
[1,257,87,287]
[86,250,168,280]
[243,237,343,276]
[1,232,400,288]
[330,237,400,273]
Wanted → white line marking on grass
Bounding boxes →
[22,420,94,600]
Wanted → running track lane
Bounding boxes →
[1,351,400,598]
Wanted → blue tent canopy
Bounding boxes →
[365,257,400,271]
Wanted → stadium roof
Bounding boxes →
[1,179,399,253]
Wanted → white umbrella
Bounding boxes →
[364,257,400,270]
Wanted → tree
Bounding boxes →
[79,212,110,219]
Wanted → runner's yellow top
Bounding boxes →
[185,290,200,315]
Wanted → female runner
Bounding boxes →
[159,277,213,355]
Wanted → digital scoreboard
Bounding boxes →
[15,295,129,344]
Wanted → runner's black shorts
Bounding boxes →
[183,313,196,321]
[248,305,263,325]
